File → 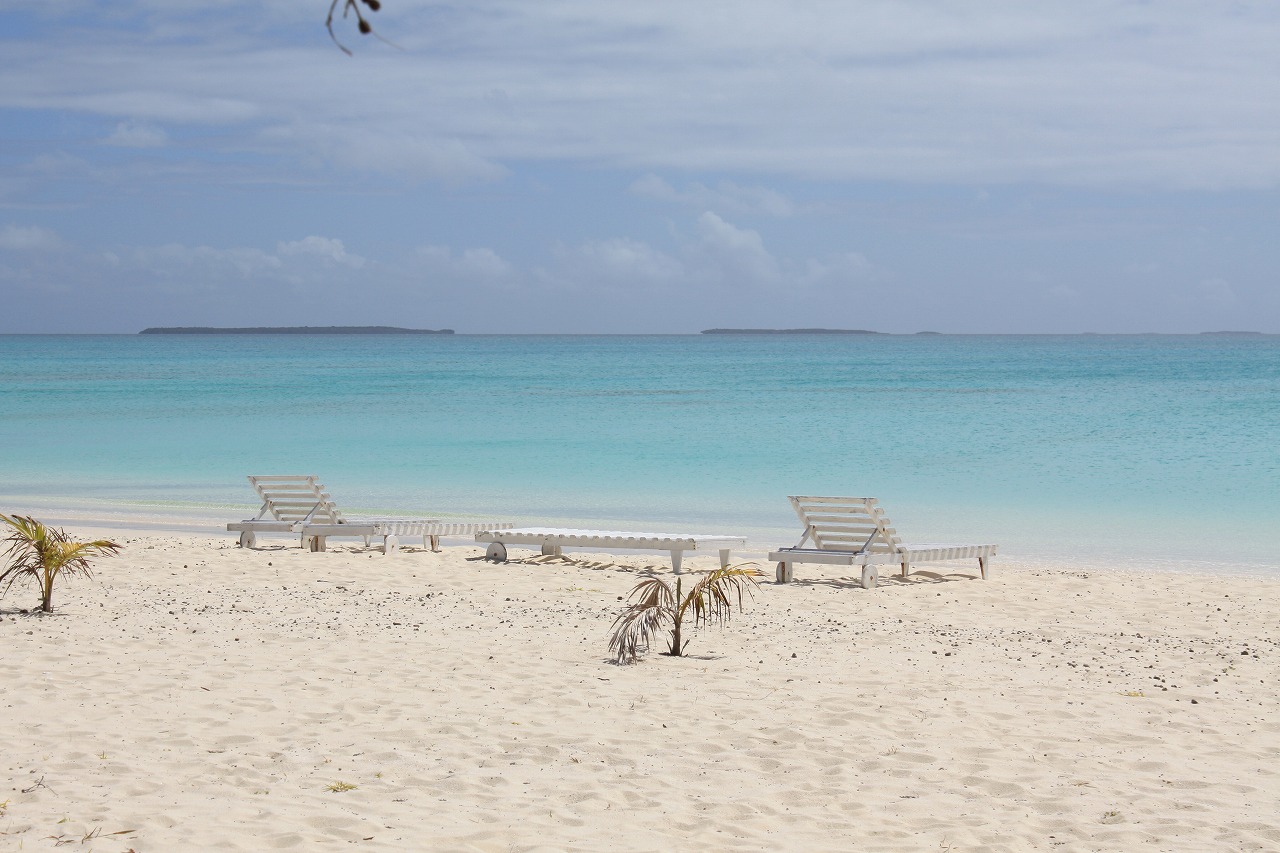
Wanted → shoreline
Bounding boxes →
[3,494,1276,580]
[1,528,1277,850]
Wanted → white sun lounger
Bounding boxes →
[474,527,747,574]
[227,475,341,546]
[769,496,996,588]
[227,475,513,555]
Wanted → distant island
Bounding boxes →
[1200,330,1264,336]
[700,328,881,335]
[139,326,454,335]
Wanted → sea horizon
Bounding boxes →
[3,331,1277,337]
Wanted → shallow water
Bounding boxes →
[1,333,1276,571]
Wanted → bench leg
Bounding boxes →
[861,564,879,590]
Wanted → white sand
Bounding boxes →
[2,528,1278,851]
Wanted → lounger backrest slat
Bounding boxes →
[788,495,904,554]
[248,475,345,525]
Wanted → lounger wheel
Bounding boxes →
[238,531,256,549]
[776,561,787,583]
[485,542,508,563]
[307,536,326,553]
[860,565,878,590]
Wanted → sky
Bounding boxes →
[1,0,1278,334]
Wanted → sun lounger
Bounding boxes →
[227,475,513,555]
[768,496,996,588]
[474,527,747,573]
[227,475,342,547]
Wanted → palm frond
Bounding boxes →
[681,565,761,629]
[625,575,678,610]
[55,539,121,575]
[608,601,671,664]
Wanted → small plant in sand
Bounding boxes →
[326,781,358,793]
[0,515,120,613]
[608,565,761,664]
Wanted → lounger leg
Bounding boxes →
[718,548,730,569]
[861,564,879,590]
[978,556,989,580]
[429,535,440,552]
[384,534,399,556]
[671,551,683,574]
[900,559,909,578]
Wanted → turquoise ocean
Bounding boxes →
[1,334,1276,574]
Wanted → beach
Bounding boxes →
[7,1,1280,849]
[3,527,1278,851]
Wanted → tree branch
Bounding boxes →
[326,0,382,56]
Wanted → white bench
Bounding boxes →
[475,527,747,573]
[304,520,513,555]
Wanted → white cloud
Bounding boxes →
[545,238,684,289]
[454,248,513,279]
[0,225,67,251]
[630,174,797,216]
[541,213,871,298]
[25,152,91,177]
[277,236,365,268]
[267,123,508,185]
[127,243,282,279]
[798,252,873,287]
[416,245,514,281]
[692,212,780,283]
[105,121,168,148]
[3,2,1279,187]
